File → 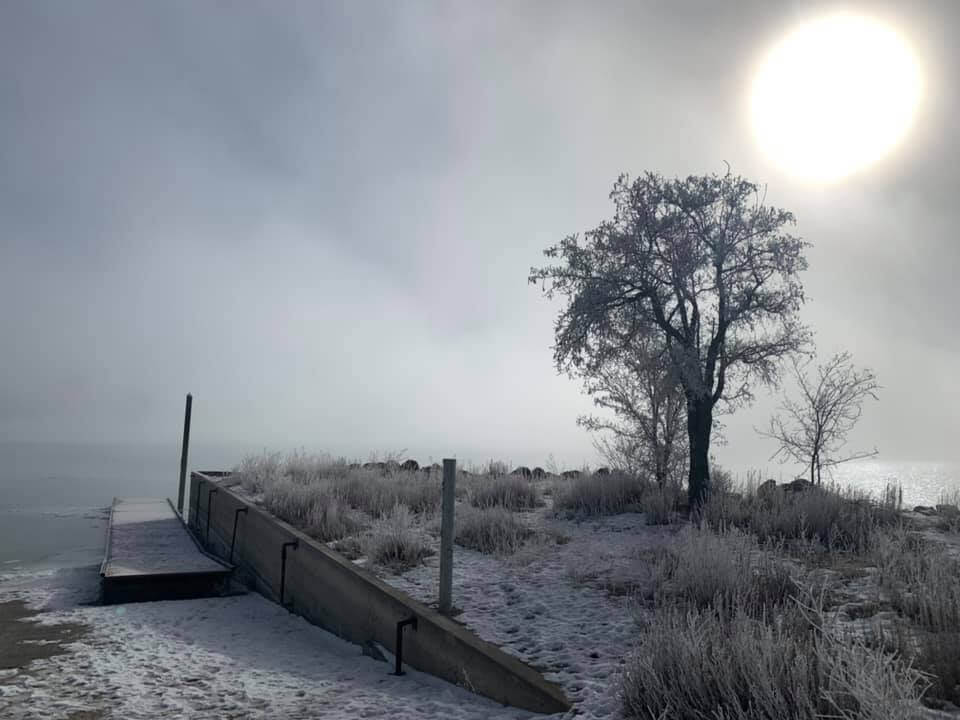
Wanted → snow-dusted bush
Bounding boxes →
[622,602,928,720]
[363,504,433,570]
[455,506,531,555]
[470,475,541,512]
[552,471,647,517]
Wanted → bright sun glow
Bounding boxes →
[750,13,923,182]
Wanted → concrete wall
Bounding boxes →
[189,472,570,715]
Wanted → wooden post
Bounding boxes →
[176,393,193,515]
[439,458,456,615]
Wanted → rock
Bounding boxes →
[757,479,778,498]
[783,478,813,493]
[400,459,420,472]
[531,467,547,479]
[511,466,532,478]
[913,505,938,516]
[595,467,610,476]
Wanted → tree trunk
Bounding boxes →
[660,437,673,487]
[686,396,713,510]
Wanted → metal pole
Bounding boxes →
[439,458,456,615]
[177,393,193,515]
[392,616,418,676]
[280,540,298,607]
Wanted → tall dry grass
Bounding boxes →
[262,478,362,542]
[455,506,532,555]
[552,471,648,517]
[872,527,960,705]
[625,523,929,719]
[701,480,901,554]
[362,504,433,570]
[623,602,929,720]
[233,452,442,520]
[469,475,541,512]
[646,525,799,617]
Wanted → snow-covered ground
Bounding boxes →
[0,566,546,720]
[373,509,680,720]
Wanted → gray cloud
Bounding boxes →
[2,1,957,470]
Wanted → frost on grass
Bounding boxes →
[234,452,441,521]
[644,524,799,615]
[469,475,541,512]
[552,471,648,517]
[455,506,533,555]
[623,602,929,720]
[363,504,433,571]
[262,479,363,542]
[701,479,900,554]
[871,527,960,706]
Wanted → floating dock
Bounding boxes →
[100,497,232,604]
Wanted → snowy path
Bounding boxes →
[0,567,544,720]
[379,512,680,720]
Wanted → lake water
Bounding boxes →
[0,442,245,573]
[1,443,958,574]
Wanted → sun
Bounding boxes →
[750,12,923,183]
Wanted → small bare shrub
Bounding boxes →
[470,475,540,511]
[363,504,433,570]
[455,506,532,555]
[553,471,648,517]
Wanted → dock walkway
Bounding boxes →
[100,497,232,603]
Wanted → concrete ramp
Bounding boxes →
[101,497,232,604]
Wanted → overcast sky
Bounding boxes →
[2,1,957,472]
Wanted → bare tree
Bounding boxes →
[530,171,810,508]
[575,338,686,486]
[760,351,880,485]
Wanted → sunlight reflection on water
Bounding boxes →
[727,459,960,507]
